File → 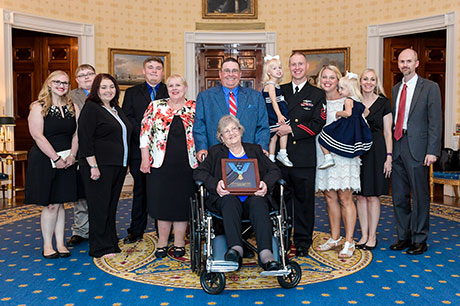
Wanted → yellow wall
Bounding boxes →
[0,0,459,114]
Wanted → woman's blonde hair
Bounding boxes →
[360,68,386,96]
[31,70,74,117]
[166,74,188,88]
[262,58,283,84]
[316,65,342,89]
[338,74,364,101]
[216,115,245,143]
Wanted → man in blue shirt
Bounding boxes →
[194,57,269,162]
[122,57,169,244]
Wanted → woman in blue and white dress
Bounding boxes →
[314,65,361,258]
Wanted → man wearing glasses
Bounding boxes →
[194,57,269,163]
[67,64,96,246]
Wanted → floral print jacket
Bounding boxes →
[139,98,198,169]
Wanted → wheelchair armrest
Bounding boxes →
[277,179,287,186]
[195,180,204,188]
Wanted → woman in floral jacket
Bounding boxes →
[139,74,197,259]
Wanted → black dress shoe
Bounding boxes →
[389,239,412,251]
[406,242,427,255]
[66,235,87,246]
[224,248,242,268]
[123,233,143,244]
[296,246,309,257]
[262,260,281,271]
[363,239,378,251]
[42,251,59,259]
[58,251,71,258]
[355,241,367,250]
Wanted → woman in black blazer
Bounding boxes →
[78,74,132,258]
[193,115,281,271]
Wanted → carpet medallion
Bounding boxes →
[94,231,372,289]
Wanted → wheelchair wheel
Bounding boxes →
[200,271,226,295]
[277,260,301,289]
[189,196,202,274]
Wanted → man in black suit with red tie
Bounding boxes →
[390,48,442,255]
[122,57,169,243]
[275,52,327,257]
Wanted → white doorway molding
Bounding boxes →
[367,11,458,148]
[184,31,276,99]
[0,9,95,116]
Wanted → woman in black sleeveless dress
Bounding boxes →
[356,69,393,250]
[25,71,79,259]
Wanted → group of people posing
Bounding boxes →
[24,47,441,268]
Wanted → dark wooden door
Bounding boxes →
[12,29,78,189]
[383,30,446,129]
[12,29,78,152]
[198,46,264,92]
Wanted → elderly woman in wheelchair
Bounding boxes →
[193,115,282,271]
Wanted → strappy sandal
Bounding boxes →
[155,246,169,258]
[338,241,355,258]
[173,246,185,258]
[315,236,342,252]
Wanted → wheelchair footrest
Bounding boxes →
[260,269,291,277]
[207,260,240,272]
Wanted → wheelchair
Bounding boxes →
[189,179,302,294]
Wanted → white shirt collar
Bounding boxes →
[292,80,307,93]
[402,73,418,87]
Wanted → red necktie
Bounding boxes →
[394,84,407,141]
[229,92,237,116]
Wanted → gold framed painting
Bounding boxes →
[108,48,171,90]
[203,0,257,19]
[293,47,350,85]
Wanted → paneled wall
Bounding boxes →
[1,0,459,118]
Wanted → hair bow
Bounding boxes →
[345,71,359,80]
[264,55,280,62]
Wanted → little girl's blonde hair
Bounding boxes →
[262,56,283,84]
[338,72,363,101]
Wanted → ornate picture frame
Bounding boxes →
[221,158,260,195]
[203,0,257,19]
[108,48,171,90]
[293,47,350,85]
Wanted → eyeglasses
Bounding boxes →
[222,69,240,74]
[51,80,70,87]
[222,126,239,135]
[77,72,96,78]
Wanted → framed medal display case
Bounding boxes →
[221,158,260,195]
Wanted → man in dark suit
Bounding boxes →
[122,57,169,243]
[67,64,96,246]
[390,48,442,255]
[194,57,270,162]
[276,52,326,257]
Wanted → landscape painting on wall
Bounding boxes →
[293,47,350,84]
[109,49,170,90]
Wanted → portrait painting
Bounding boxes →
[203,0,257,19]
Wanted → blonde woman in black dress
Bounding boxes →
[356,68,393,250]
[25,71,79,259]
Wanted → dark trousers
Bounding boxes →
[392,135,430,244]
[282,166,316,248]
[81,165,127,257]
[211,195,272,253]
[127,158,148,236]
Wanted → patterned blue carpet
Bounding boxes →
[0,194,459,305]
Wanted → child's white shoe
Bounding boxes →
[319,154,335,170]
[276,153,293,167]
